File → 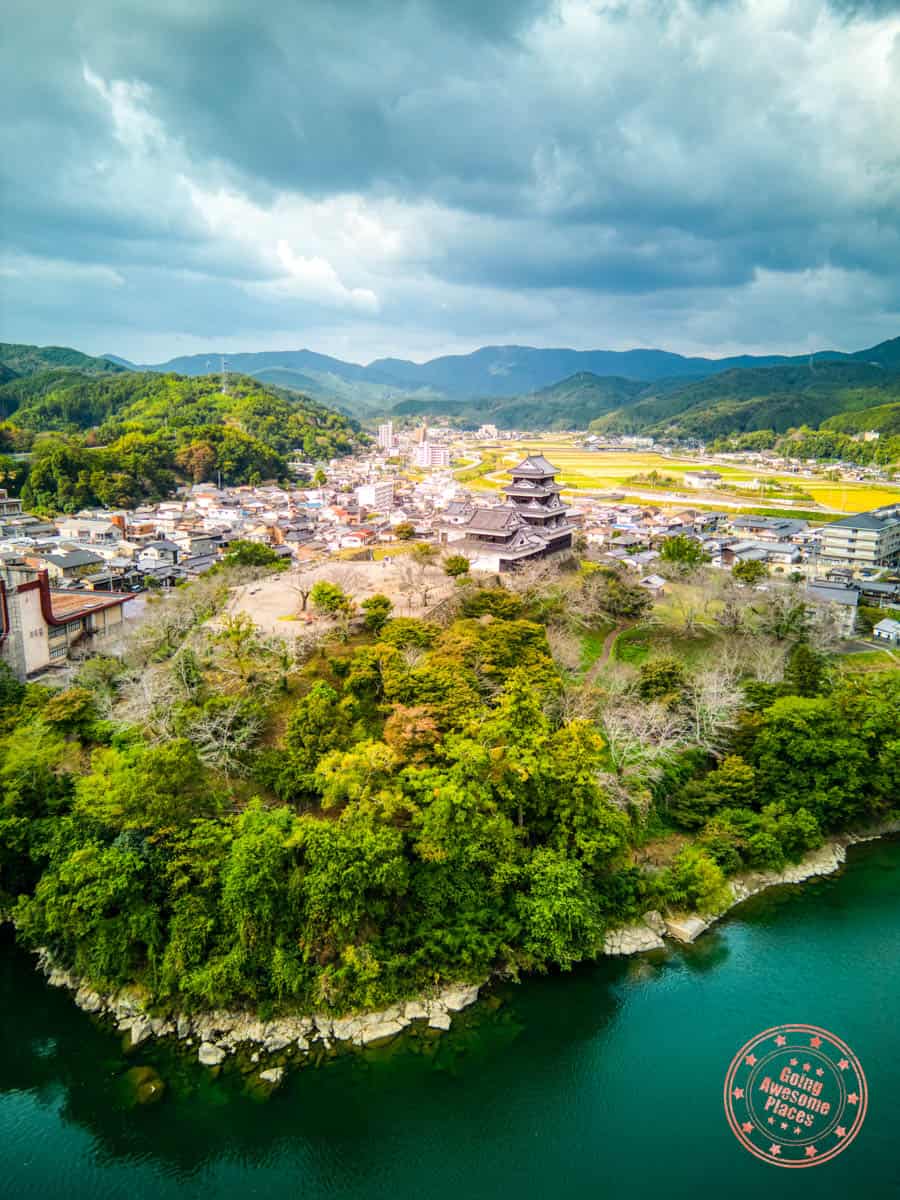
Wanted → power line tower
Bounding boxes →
[221,355,229,395]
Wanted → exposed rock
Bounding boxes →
[642,910,667,936]
[730,843,846,905]
[664,914,712,944]
[198,1042,227,1067]
[263,1036,292,1053]
[259,1067,285,1086]
[127,1017,153,1048]
[603,923,665,955]
[439,984,480,1012]
[176,1015,192,1040]
[74,986,105,1013]
[313,1015,333,1039]
[359,1019,405,1046]
[331,1016,367,1043]
[403,1001,428,1021]
[149,1017,173,1038]
[428,1011,452,1031]
[47,968,77,990]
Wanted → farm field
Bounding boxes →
[462,438,900,514]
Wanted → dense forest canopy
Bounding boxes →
[0,367,366,512]
[1,564,896,1017]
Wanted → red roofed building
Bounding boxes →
[0,564,136,678]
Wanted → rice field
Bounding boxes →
[463,438,900,515]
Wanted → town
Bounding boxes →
[0,418,898,679]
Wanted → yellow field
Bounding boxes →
[462,438,900,515]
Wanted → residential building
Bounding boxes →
[413,440,450,469]
[355,480,395,511]
[0,564,134,678]
[873,618,900,645]
[805,578,860,635]
[731,515,808,542]
[377,421,395,452]
[0,490,24,518]
[684,470,723,488]
[27,547,106,583]
[819,505,900,570]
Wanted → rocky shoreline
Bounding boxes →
[21,819,900,1085]
[602,820,900,956]
[36,950,482,1085]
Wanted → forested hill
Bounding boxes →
[0,342,127,378]
[0,367,366,512]
[588,360,900,440]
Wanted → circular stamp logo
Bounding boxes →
[724,1024,867,1168]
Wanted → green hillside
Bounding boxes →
[0,342,127,376]
[590,362,900,439]
[822,401,900,437]
[390,372,648,430]
[0,359,366,512]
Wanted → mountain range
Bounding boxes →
[3,335,899,446]
[107,336,900,414]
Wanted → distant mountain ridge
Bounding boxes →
[131,336,900,404]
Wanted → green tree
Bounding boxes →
[443,554,470,577]
[361,594,393,634]
[638,656,688,704]
[732,559,768,585]
[310,580,351,615]
[393,522,415,541]
[659,535,709,569]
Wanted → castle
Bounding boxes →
[458,454,573,571]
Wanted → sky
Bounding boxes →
[1,0,900,366]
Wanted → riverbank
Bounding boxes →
[603,819,900,955]
[19,819,900,1086]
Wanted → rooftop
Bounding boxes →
[510,454,559,477]
[826,505,900,531]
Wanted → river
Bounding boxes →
[1,838,898,1200]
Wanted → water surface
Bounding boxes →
[2,839,899,1199]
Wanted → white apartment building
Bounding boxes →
[355,479,395,511]
[377,421,395,451]
[413,440,450,469]
[819,505,900,570]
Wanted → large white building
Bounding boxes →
[819,504,900,570]
[377,421,395,452]
[413,440,450,469]
[355,479,395,511]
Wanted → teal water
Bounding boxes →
[2,840,899,1200]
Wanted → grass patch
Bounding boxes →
[579,623,614,672]
[838,649,900,672]
[613,624,722,668]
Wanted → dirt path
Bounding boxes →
[585,620,633,682]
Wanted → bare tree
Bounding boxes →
[684,663,744,754]
[600,699,687,803]
[288,569,317,613]
[546,624,582,672]
[183,699,264,776]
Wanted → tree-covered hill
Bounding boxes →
[822,401,900,437]
[0,366,366,512]
[589,362,900,440]
[0,342,127,377]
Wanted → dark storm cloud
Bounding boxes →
[1,0,898,360]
